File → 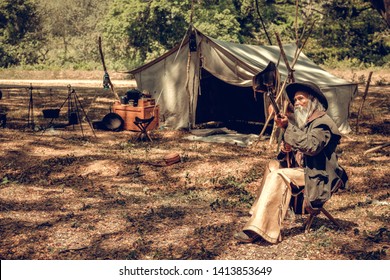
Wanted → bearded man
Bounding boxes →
[234,81,348,244]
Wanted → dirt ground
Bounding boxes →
[0,70,389,260]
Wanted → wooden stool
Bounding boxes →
[134,116,154,141]
[302,180,344,233]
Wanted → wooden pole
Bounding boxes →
[268,33,298,145]
[185,51,193,129]
[295,0,299,53]
[255,0,273,45]
[98,37,107,72]
[275,32,295,83]
[258,22,314,141]
[98,36,120,101]
[356,71,373,133]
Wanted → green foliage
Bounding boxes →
[0,0,44,67]
[0,0,388,70]
[307,0,390,66]
[1,176,9,185]
[35,0,108,68]
[211,175,255,209]
[101,0,248,68]
[192,0,241,42]
[322,56,369,69]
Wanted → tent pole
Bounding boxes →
[174,25,192,62]
[295,0,298,41]
[185,50,192,130]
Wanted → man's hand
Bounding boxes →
[274,113,288,129]
[281,142,292,153]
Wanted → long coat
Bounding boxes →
[283,111,347,208]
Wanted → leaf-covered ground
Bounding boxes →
[0,75,389,260]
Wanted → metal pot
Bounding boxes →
[42,109,60,119]
[102,113,124,131]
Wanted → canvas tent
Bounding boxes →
[129,27,358,134]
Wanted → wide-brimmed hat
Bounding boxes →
[286,81,328,110]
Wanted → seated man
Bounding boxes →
[235,81,348,244]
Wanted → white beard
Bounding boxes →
[293,98,325,129]
[294,99,314,129]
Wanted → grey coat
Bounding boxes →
[283,111,346,208]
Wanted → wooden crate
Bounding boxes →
[112,102,159,131]
[137,98,155,107]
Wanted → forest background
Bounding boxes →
[0,0,389,74]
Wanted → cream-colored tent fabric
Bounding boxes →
[129,28,357,133]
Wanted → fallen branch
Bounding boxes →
[363,143,390,156]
